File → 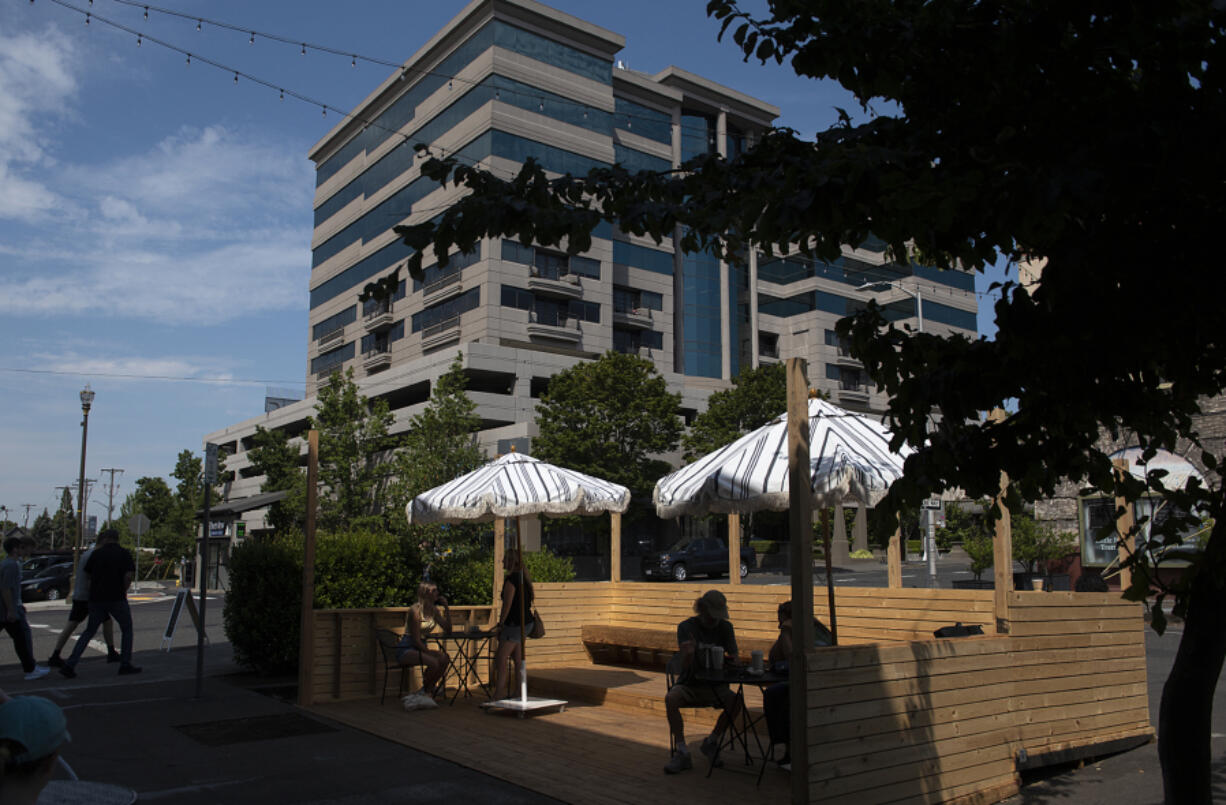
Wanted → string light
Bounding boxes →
[279,88,284,101]
[301,43,306,55]
[136,33,141,46]
[142,5,147,19]
[233,71,239,84]
[351,55,357,68]
[196,18,201,31]
[84,12,89,24]
[322,106,327,117]
[185,52,190,66]
[249,32,255,45]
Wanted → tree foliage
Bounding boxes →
[247,425,308,535]
[532,351,682,502]
[393,3,1226,797]
[311,368,396,532]
[682,363,788,461]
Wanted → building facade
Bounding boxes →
[205,0,978,531]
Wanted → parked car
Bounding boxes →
[21,552,70,577]
[640,536,755,581]
[21,561,72,602]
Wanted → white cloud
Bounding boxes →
[0,25,78,221]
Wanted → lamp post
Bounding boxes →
[73,385,95,598]
[855,280,936,584]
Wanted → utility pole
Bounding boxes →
[21,504,35,529]
[99,468,124,528]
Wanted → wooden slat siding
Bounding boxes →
[803,591,1151,805]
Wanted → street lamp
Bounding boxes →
[855,279,924,332]
[73,385,95,596]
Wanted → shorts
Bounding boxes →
[499,621,534,643]
[68,601,112,623]
[669,682,733,708]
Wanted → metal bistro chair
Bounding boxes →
[375,629,426,705]
[665,651,714,757]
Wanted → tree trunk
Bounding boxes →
[1158,512,1226,803]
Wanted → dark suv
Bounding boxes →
[21,561,72,602]
[641,536,755,581]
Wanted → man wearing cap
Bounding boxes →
[0,694,71,803]
[663,589,741,774]
[59,529,140,678]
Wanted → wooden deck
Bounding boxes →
[306,664,789,805]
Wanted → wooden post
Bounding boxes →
[1113,458,1136,591]
[887,523,902,589]
[610,512,621,583]
[785,358,813,805]
[297,430,319,707]
[821,507,838,645]
[493,517,506,610]
[728,512,742,585]
[992,473,1013,633]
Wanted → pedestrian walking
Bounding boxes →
[58,530,140,678]
[46,540,118,668]
[0,538,49,682]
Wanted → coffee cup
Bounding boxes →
[751,650,764,672]
[709,646,724,670]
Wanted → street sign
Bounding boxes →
[204,443,219,484]
[921,497,943,510]
[128,513,150,536]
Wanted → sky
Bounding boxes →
[0,0,1009,523]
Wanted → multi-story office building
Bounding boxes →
[205,0,977,533]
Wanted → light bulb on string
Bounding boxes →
[85,13,90,24]
[279,88,284,101]
[136,34,141,46]
[143,6,148,20]
[196,19,201,31]
[185,53,191,66]
[322,106,327,118]
[250,32,255,45]
[234,72,239,84]
[301,43,306,55]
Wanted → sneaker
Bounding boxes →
[418,695,439,710]
[700,734,723,766]
[59,665,77,679]
[117,664,142,676]
[106,650,121,663]
[23,665,50,681]
[46,655,64,668]
[663,750,693,774]
[401,693,430,711]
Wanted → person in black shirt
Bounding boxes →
[59,529,140,678]
[663,589,741,774]
[491,548,536,700]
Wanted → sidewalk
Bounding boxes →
[18,633,558,804]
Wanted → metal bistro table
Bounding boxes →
[694,665,788,782]
[430,628,499,704]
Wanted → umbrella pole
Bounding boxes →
[822,507,838,645]
[517,517,527,703]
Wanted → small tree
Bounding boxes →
[682,363,788,460]
[312,368,396,532]
[1012,513,1077,578]
[534,351,683,503]
[247,425,308,535]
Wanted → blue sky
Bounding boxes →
[0,0,1008,521]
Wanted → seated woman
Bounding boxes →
[0,694,71,805]
[491,549,535,700]
[396,582,451,702]
[764,601,833,770]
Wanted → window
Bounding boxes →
[613,240,674,275]
[614,97,671,144]
[311,342,353,375]
[312,306,357,340]
[533,251,568,281]
[613,327,663,353]
[681,111,716,162]
[502,285,598,323]
[825,364,866,391]
[1080,495,1200,567]
[411,287,479,333]
[613,287,663,313]
[759,331,779,358]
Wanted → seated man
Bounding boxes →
[663,589,740,774]
[764,600,834,770]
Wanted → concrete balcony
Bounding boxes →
[612,307,653,329]
[423,269,462,301]
[362,345,392,372]
[421,315,461,350]
[317,327,345,348]
[528,269,583,300]
[363,303,394,332]
[527,312,582,343]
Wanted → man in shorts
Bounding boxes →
[663,589,741,773]
[47,539,118,668]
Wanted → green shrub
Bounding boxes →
[431,547,576,606]
[525,547,576,583]
[224,536,302,675]
[313,530,420,609]
[963,532,995,580]
[906,539,922,554]
[849,549,874,559]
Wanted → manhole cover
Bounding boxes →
[174,712,337,746]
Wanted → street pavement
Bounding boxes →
[4,576,1224,804]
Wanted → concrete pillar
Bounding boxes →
[852,506,869,553]
[828,507,851,566]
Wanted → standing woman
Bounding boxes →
[397,582,452,700]
[491,549,535,700]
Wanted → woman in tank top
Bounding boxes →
[396,582,451,698]
[491,549,535,700]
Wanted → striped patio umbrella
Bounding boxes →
[406,451,631,525]
[654,398,914,518]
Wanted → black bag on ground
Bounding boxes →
[933,622,984,638]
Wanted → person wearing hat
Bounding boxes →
[663,589,741,774]
[0,694,70,803]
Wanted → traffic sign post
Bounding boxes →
[921,498,942,587]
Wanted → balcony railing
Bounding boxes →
[422,315,461,339]
[363,301,394,331]
[423,268,461,297]
[317,327,345,347]
[527,310,581,342]
[528,267,582,298]
[612,306,652,328]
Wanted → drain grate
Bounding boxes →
[175,712,338,746]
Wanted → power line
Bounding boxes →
[0,366,305,386]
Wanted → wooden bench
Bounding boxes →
[580,625,774,668]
